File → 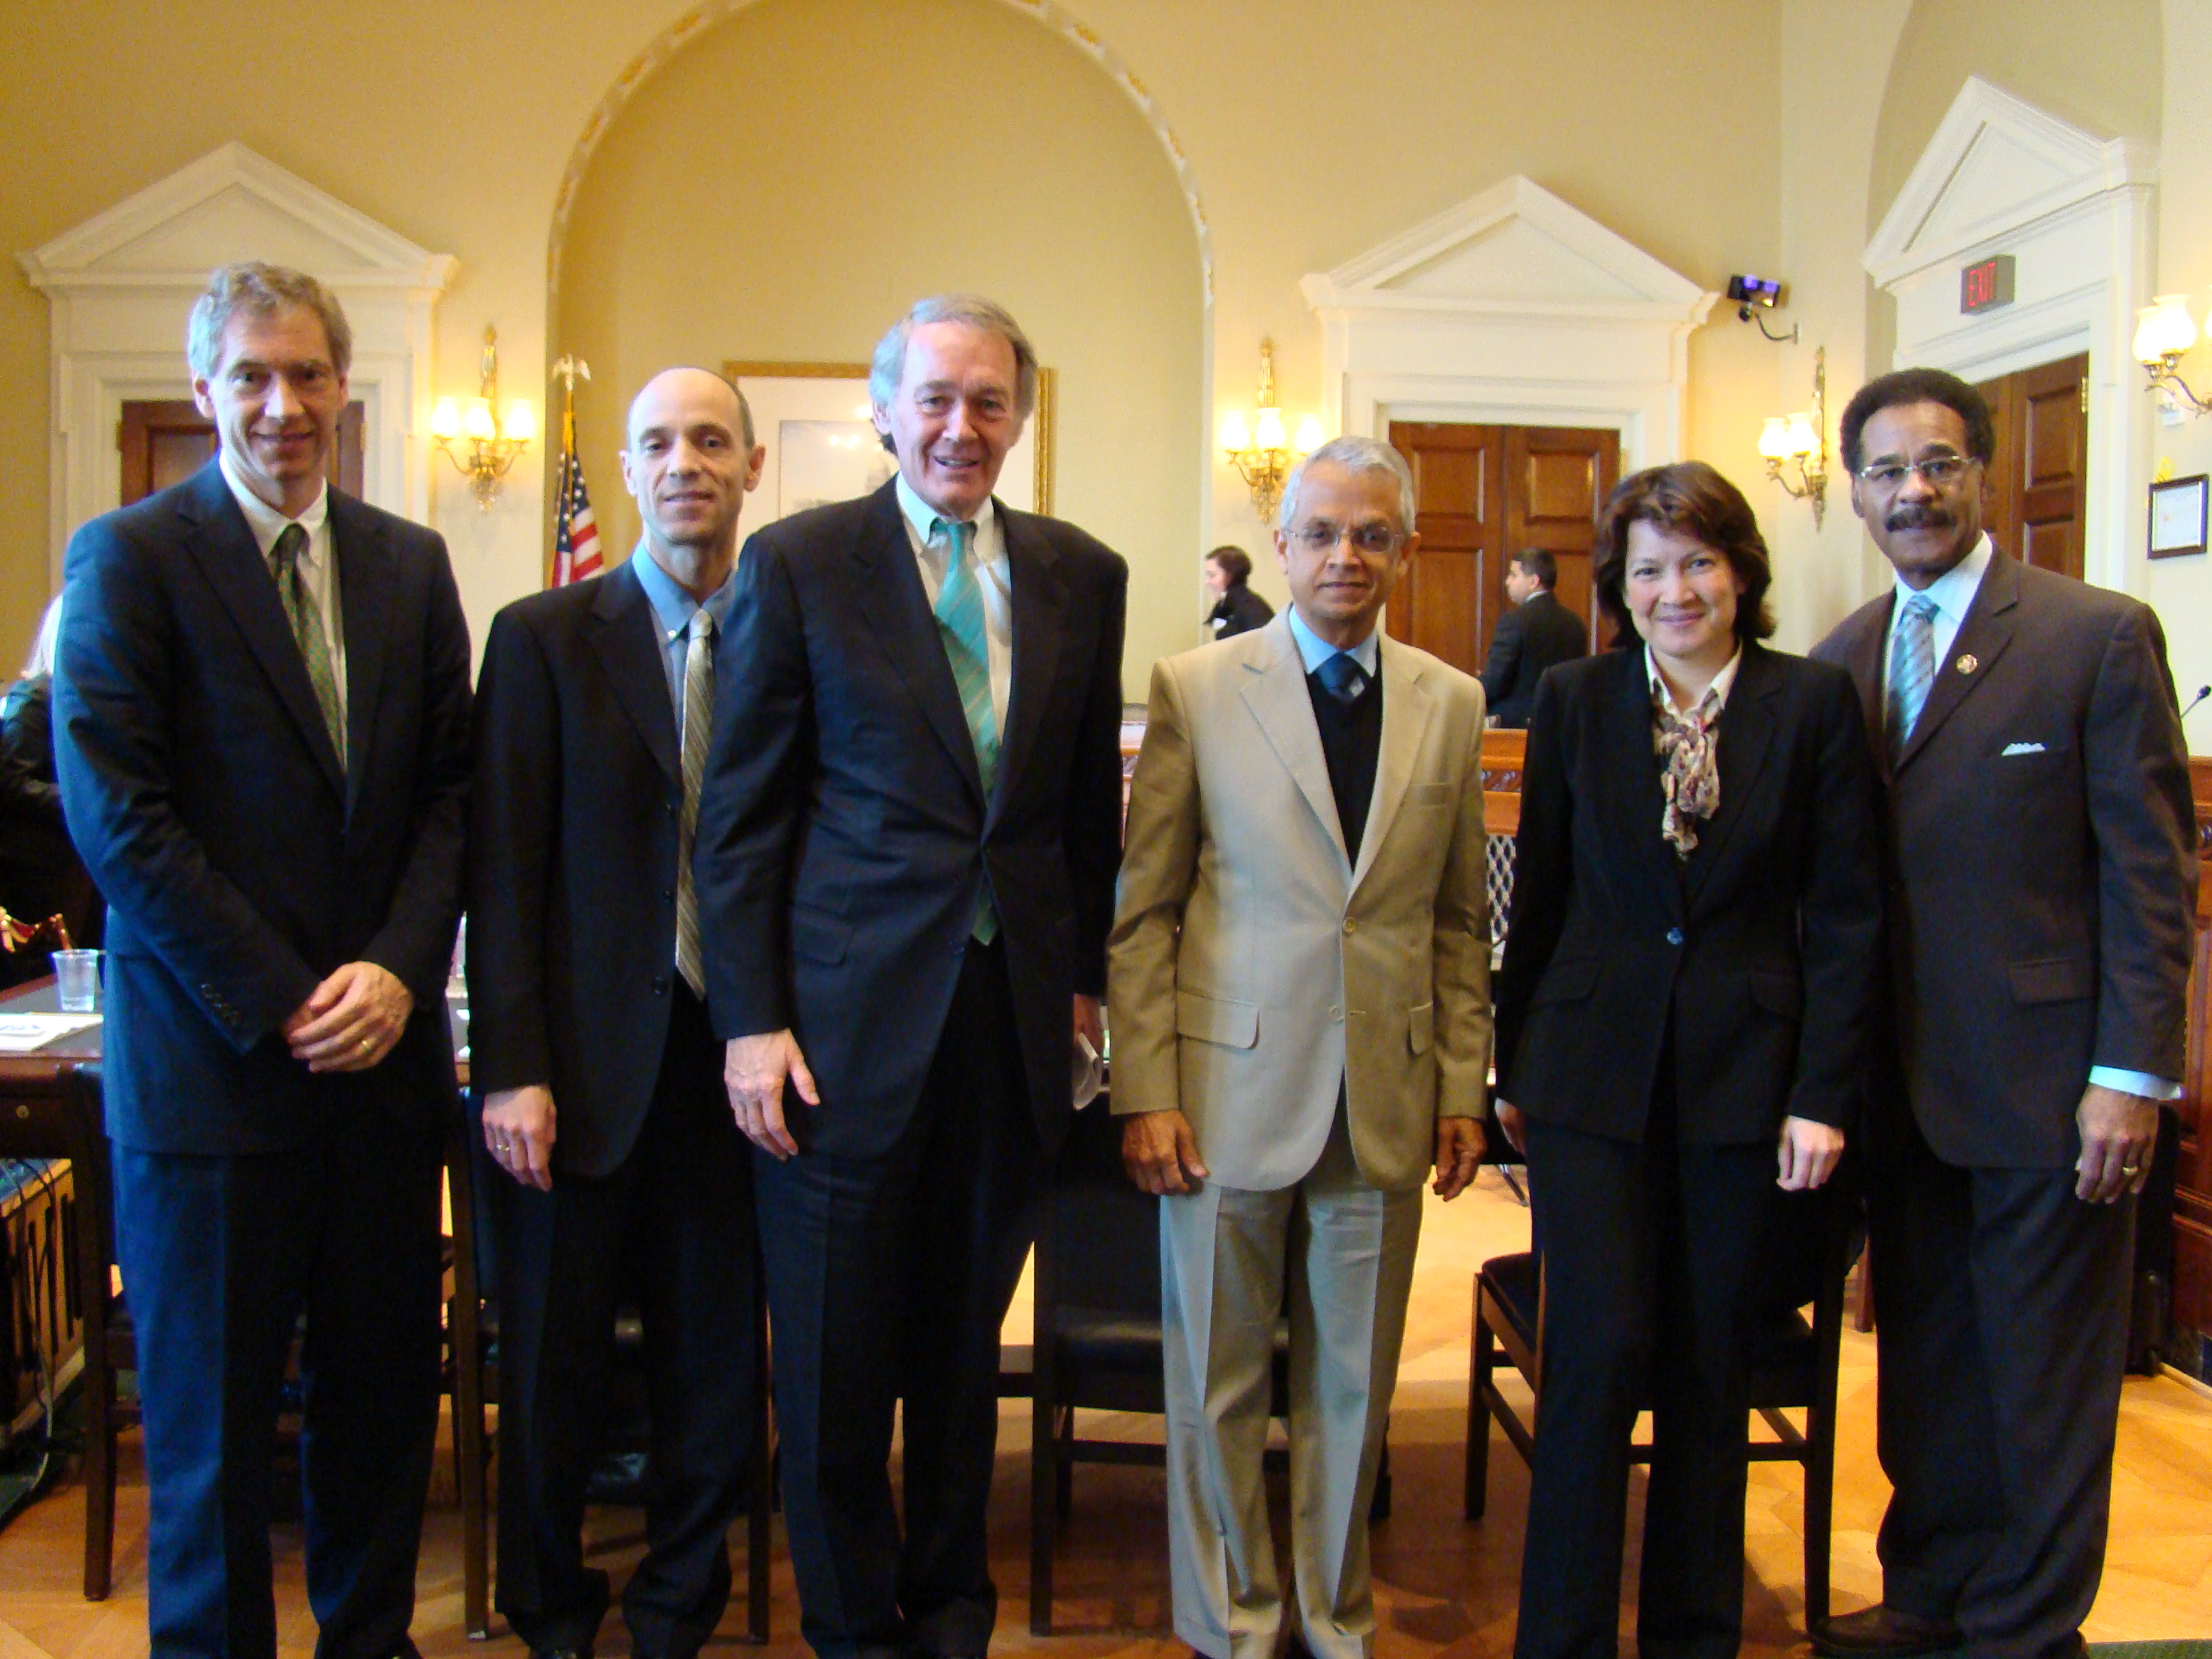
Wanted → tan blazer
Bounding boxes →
[1108,615,1492,1191]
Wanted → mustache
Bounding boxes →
[1885,502,1954,532]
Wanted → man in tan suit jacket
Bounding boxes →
[1109,436,1492,1659]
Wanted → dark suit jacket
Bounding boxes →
[1810,550,2196,1169]
[1479,588,1586,729]
[467,556,704,1179]
[1206,584,1274,640]
[696,480,1128,1160]
[1494,642,1881,1145]
[54,460,472,1154]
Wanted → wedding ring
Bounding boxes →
[2121,1163,2141,1176]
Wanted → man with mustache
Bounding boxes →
[697,295,1127,1659]
[468,369,766,1659]
[1810,369,2194,1659]
[54,262,472,1659]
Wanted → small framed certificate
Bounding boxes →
[2148,474,2209,559]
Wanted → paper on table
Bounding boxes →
[0,1013,102,1053]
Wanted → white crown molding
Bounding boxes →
[18,143,457,575]
[18,142,455,293]
[1863,75,2156,289]
[1303,174,1711,321]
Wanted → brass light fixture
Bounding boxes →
[430,325,537,509]
[2133,293,2212,417]
[1219,339,1324,520]
[1757,345,1828,528]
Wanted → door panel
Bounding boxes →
[1506,426,1618,653]
[1387,423,1504,678]
[119,399,367,506]
[1975,353,2085,581]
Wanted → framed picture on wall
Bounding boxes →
[2148,473,2208,560]
[724,360,1055,531]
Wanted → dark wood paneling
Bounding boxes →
[1976,353,2086,581]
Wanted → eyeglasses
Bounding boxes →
[1855,454,1975,490]
[1290,520,1404,555]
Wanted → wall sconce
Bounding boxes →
[1219,339,1324,520]
[2133,294,2212,417]
[1757,344,1828,528]
[430,325,537,508]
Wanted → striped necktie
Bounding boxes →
[933,518,1000,943]
[270,523,344,768]
[1886,592,1938,761]
[675,609,713,998]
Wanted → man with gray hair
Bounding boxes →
[697,295,1127,1659]
[54,262,472,1658]
[1110,435,1492,1659]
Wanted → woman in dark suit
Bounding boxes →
[1202,544,1274,639]
[1492,462,1881,1659]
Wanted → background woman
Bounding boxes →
[1202,544,1274,639]
[1492,462,1881,1659]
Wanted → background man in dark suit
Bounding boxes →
[54,263,472,1659]
[698,294,1127,1659]
[467,367,766,1659]
[1810,369,2196,1659]
[1478,548,1586,729]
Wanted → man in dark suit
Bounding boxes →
[54,263,472,1659]
[698,294,1127,1659]
[1478,548,1586,729]
[468,368,765,1659]
[1809,369,2196,1659]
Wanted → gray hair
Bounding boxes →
[186,263,352,382]
[869,293,1040,430]
[1279,435,1416,532]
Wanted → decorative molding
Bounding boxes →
[1864,75,2156,290]
[1862,80,2156,593]
[1302,176,1717,469]
[544,0,1214,308]
[16,142,455,576]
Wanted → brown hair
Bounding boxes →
[1205,544,1252,587]
[1591,462,1775,645]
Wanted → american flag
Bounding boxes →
[550,404,601,586]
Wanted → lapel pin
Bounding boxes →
[1955,653,1978,675]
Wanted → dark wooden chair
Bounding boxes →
[1463,1187,1856,1632]
[445,1107,774,1643]
[1026,1097,1391,1635]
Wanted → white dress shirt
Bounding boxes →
[1879,530,2175,1101]
[895,472,1012,729]
[218,447,348,725]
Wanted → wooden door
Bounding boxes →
[1385,420,1617,675]
[119,400,367,505]
[1975,352,2086,581]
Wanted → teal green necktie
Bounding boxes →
[933,518,1000,943]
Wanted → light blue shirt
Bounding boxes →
[1880,532,2176,1103]
[628,545,738,741]
[1286,605,1381,682]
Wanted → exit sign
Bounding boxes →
[1961,255,2015,314]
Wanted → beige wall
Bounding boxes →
[7,0,2203,700]
[553,0,1204,697]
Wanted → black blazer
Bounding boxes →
[54,460,473,1154]
[1811,550,2196,1169]
[1206,584,1274,640]
[696,480,1128,1160]
[467,556,712,1179]
[1493,642,1881,1145]
[1479,589,1586,729]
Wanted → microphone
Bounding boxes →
[2182,685,2211,722]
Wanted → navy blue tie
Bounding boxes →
[1316,653,1368,704]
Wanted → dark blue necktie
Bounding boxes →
[1316,652,1368,704]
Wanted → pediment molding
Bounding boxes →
[1300,175,1711,325]
[1863,76,2155,288]
[19,142,454,294]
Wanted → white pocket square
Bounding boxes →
[2001,741,2047,756]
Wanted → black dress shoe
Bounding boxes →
[1811,1605,1964,1657]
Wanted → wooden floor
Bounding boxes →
[3,1168,2209,1658]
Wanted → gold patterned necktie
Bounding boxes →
[270,523,344,768]
[676,609,713,998]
